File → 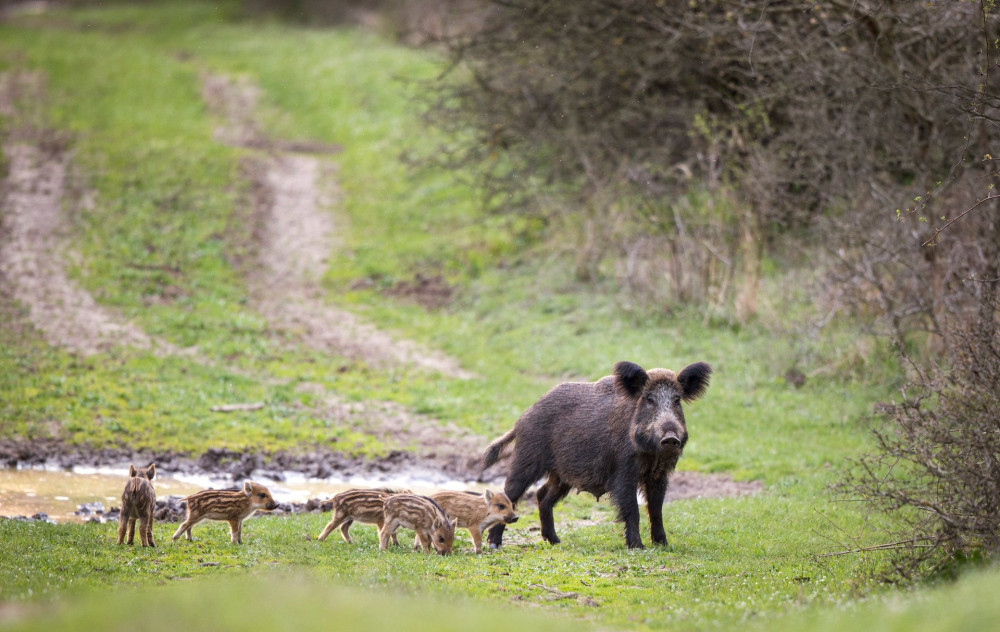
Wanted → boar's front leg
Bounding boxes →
[644,476,669,546]
[612,471,644,550]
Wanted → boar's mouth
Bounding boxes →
[266,502,279,510]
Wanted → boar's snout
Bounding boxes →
[660,435,681,448]
[658,432,684,456]
[266,501,279,511]
[507,515,519,524]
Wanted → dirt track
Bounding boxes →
[202,72,473,378]
[0,69,761,501]
[0,72,167,356]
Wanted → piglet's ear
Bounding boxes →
[129,464,137,478]
[146,464,156,480]
[678,362,712,402]
[614,361,648,397]
[484,489,494,502]
[243,481,253,495]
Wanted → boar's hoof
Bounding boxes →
[489,543,502,551]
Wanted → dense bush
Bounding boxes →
[425,1,1000,322]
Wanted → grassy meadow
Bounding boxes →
[0,2,993,631]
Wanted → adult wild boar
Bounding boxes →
[481,360,711,550]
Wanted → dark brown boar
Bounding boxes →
[379,494,457,555]
[172,481,279,544]
[316,488,408,544]
[430,490,518,554]
[481,360,711,550]
[117,463,157,547]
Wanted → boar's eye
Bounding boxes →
[258,493,266,498]
[496,504,506,510]
[438,536,445,543]
[672,395,682,406]
[644,395,656,406]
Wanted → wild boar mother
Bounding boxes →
[481,360,711,550]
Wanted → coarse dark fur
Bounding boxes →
[481,360,711,550]
[117,463,157,547]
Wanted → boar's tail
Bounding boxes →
[480,428,517,472]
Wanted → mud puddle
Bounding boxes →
[0,466,482,524]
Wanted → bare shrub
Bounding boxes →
[844,278,1000,577]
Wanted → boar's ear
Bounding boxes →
[484,489,494,502]
[450,518,458,529]
[146,464,156,480]
[678,362,712,402]
[614,361,648,398]
[243,481,253,495]
[129,464,137,478]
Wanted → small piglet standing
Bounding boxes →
[316,488,407,544]
[379,494,457,555]
[430,490,518,554]
[172,481,279,544]
[117,463,157,547]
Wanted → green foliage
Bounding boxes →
[0,2,972,632]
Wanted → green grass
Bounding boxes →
[0,2,971,631]
[0,496,886,631]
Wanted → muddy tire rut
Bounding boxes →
[0,72,172,356]
[202,72,472,378]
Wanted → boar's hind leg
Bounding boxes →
[229,519,242,544]
[644,477,669,546]
[488,457,545,549]
[537,476,571,545]
[126,518,137,545]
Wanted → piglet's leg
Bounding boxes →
[117,515,128,544]
[378,520,399,551]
